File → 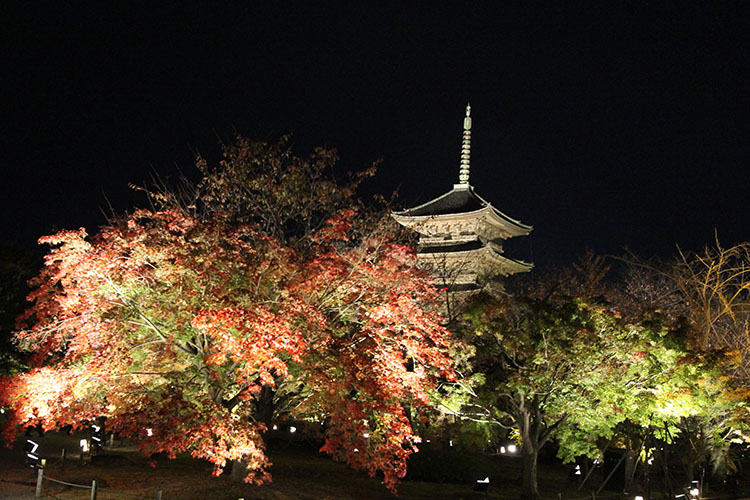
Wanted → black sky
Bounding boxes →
[2,2,748,268]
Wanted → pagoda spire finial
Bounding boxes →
[458,103,472,185]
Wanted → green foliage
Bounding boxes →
[618,257,748,483]
[443,252,741,499]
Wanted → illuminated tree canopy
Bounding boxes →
[442,255,735,500]
[623,246,750,482]
[454,290,642,499]
[0,139,455,492]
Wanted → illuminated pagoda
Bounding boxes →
[392,104,532,291]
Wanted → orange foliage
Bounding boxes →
[1,208,455,491]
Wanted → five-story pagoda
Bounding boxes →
[392,104,533,292]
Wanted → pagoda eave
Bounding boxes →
[417,245,533,277]
[392,205,532,240]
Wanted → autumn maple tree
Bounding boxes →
[0,137,455,492]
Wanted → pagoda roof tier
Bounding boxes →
[416,242,532,286]
[395,184,487,216]
[392,185,532,241]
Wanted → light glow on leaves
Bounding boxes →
[1,208,455,492]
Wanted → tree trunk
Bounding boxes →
[250,384,284,451]
[685,456,697,483]
[521,446,540,500]
[230,458,248,480]
[517,396,544,500]
[253,386,276,431]
[624,448,637,492]
[709,444,729,484]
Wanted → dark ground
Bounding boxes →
[1,431,748,500]
[0,431,557,500]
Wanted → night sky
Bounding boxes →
[2,3,748,269]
